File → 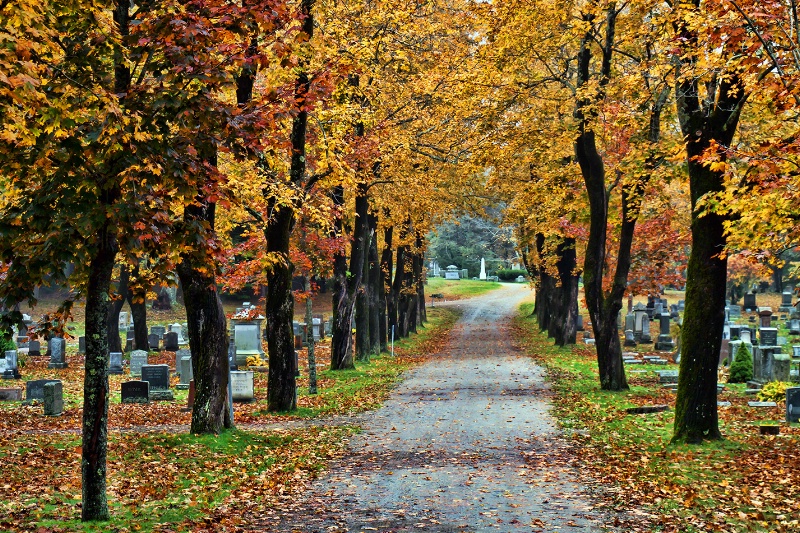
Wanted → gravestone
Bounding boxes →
[292,321,302,336]
[28,340,41,357]
[43,381,63,416]
[150,325,167,339]
[657,370,679,384]
[729,325,742,341]
[109,351,124,375]
[175,349,191,376]
[624,314,634,334]
[0,388,22,400]
[743,293,757,312]
[164,331,179,352]
[576,315,585,331]
[230,370,255,402]
[233,319,265,368]
[748,401,777,408]
[141,364,173,400]
[780,290,794,313]
[678,300,685,312]
[148,333,161,351]
[719,339,730,366]
[24,379,60,403]
[772,353,791,382]
[789,319,800,335]
[2,350,20,379]
[311,318,321,342]
[47,338,67,369]
[129,350,148,377]
[16,336,28,348]
[633,304,648,342]
[78,336,86,354]
[741,328,752,344]
[121,381,149,404]
[314,314,325,339]
[655,315,674,351]
[623,329,637,347]
[759,309,773,328]
[640,315,652,343]
[786,387,800,423]
[119,311,129,329]
[228,340,238,371]
[794,345,800,359]
[124,338,134,353]
[178,356,193,389]
[760,327,778,347]
[728,304,741,318]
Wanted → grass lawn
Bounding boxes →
[0,306,460,532]
[514,302,800,533]
[425,277,504,300]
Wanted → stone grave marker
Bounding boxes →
[787,387,800,422]
[789,319,800,335]
[2,350,20,379]
[748,401,777,408]
[0,388,22,400]
[228,340,237,371]
[43,381,63,416]
[121,381,149,404]
[148,333,161,351]
[129,350,148,377]
[760,327,778,347]
[230,370,255,402]
[164,331,179,352]
[28,340,41,357]
[141,364,173,400]
[109,351,124,375]
[176,349,191,376]
[150,325,167,339]
[728,304,741,318]
[657,370,679,384]
[24,379,60,403]
[780,290,794,313]
[16,336,28,348]
[655,315,673,351]
[743,293,757,311]
[178,355,193,390]
[729,325,741,341]
[576,315,584,331]
[640,315,652,343]
[233,319,265,368]
[759,309,773,328]
[47,338,68,369]
[78,336,86,354]
[772,353,791,382]
[794,345,800,359]
[623,330,636,347]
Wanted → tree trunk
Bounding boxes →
[264,203,297,411]
[355,193,372,363]
[415,233,427,325]
[106,265,130,354]
[81,220,118,522]
[367,212,382,354]
[330,186,354,369]
[305,276,317,394]
[379,225,393,351]
[672,0,745,444]
[127,286,149,352]
[177,200,231,433]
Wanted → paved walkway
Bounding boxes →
[260,284,613,532]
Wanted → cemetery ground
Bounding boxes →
[4,283,799,532]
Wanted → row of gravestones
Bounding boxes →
[78,323,190,354]
[120,370,255,404]
[621,303,677,351]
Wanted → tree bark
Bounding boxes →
[177,201,231,434]
[415,232,427,325]
[264,202,297,411]
[355,192,372,363]
[379,225,393,351]
[305,276,317,394]
[367,211,382,354]
[672,0,746,443]
[105,265,130,354]
[330,186,354,369]
[126,272,149,351]
[81,218,117,521]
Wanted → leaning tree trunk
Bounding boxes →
[177,200,232,433]
[106,265,130,354]
[672,0,745,444]
[81,219,118,522]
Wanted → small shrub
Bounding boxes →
[728,343,753,383]
[758,381,792,403]
[0,335,15,354]
[496,269,528,281]
[246,354,266,367]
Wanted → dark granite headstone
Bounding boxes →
[43,381,63,416]
[47,337,67,369]
[761,327,778,346]
[164,331,179,352]
[78,336,86,354]
[141,364,170,390]
[109,351,124,375]
[743,293,757,311]
[148,333,161,351]
[786,387,800,423]
[121,380,149,404]
[28,340,41,357]
[25,379,61,403]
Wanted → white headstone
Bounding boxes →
[479,257,487,280]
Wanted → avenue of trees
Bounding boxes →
[2,0,800,521]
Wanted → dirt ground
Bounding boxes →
[247,284,621,532]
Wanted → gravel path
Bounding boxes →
[259,284,614,532]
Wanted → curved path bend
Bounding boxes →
[260,284,614,532]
